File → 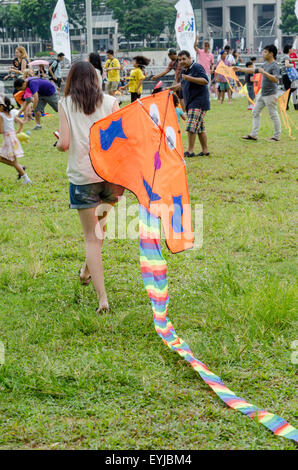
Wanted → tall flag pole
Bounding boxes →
[86,0,93,54]
[50,0,71,62]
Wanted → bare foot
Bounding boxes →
[96,298,110,314]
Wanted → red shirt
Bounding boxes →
[289,52,297,69]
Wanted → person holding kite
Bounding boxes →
[235,45,281,142]
[56,61,124,314]
[216,50,234,104]
[170,50,210,157]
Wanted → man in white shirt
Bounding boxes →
[217,45,235,65]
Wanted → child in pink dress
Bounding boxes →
[0,95,32,184]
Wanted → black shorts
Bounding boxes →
[131,92,141,102]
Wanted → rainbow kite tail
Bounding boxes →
[139,204,298,443]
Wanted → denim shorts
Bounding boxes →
[69,181,124,210]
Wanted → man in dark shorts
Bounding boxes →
[14,76,59,130]
[151,49,184,108]
[170,50,210,157]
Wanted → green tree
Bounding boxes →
[107,0,176,46]
[0,4,25,42]
[18,0,88,40]
[279,0,298,34]
[106,0,147,25]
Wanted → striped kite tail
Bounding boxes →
[139,204,298,443]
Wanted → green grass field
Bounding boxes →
[0,98,297,450]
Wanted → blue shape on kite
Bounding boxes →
[100,118,128,151]
[172,195,184,233]
[143,178,161,202]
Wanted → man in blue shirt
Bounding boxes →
[171,50,210,157]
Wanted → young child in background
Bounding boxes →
[3,58,19,81]
[173,93,186,125]
[120,56,150,102]
[245,61,255,110]
[0,95,31,184]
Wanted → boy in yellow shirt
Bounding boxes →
[104,49,121,96]
[120,56,150,102]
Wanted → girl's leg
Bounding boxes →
[0,156,15,167]
[0,156,29,182]
[0,156,24,175]
[78,207,109,312]
[12,159,26,176]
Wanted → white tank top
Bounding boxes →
[60,94,116,185]
[0,110,19,133]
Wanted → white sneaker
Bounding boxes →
[32,125,42,131]
[21,173,32,185]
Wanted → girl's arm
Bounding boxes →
[0,115,3,135]
[57,103,70,152]
[181,112,187,121]
[14,116,23,134]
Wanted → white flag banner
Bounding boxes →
[240,37,245,50]
[223,38,228,48]
[51,0,71,62]
[210,37,214,52]
[295,0,298,19]
[293,38,297,50]
[258,41,263,52]
[175,0,196,60]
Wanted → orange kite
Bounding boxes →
[89,90,194,254]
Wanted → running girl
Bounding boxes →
[0,96,31,184]
[120,56,150,102]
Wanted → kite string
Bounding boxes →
[139,204,298,443]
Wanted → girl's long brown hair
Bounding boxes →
[64,61,103,115]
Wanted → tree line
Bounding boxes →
[0,0,296,46]
[0,0,176,45]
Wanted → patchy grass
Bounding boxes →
[0,98,297,450]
